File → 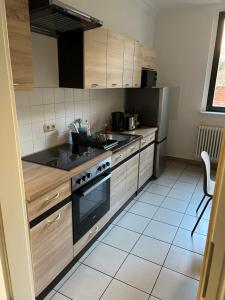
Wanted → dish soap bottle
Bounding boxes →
[84,120,91,136]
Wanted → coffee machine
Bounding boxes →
[111,112,126,132]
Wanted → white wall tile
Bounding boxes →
[16,87,124,155]
[55,117,66,133]
[17,107,31,125]
[65,88,74,102]
[19,124,33,142]
[31,105,44,123]
[15,91,30,107]
[43,88,54,104]
[65,102,74,116]
[32,122,45,139]
[33,138,46,152]
[74,89,82,102]
[30,88,43,106]
[44,104,55,120]
[55,103,65,118]
[54,88,64,103]
[20,140,33,156]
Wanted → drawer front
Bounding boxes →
[126,141,140,157]
[73,212,111,257]
[126,154,139,199]
[27,181,71,221]
[111,164,127,206]
[30,203,73,296]
[140,133,155,149]
[112,148,127,167]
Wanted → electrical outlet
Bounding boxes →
[43,123,56,133]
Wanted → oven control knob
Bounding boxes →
[102,164,106,169]
[87,173,92,179]
[106,162,110,167]
[98,166,103,172]
[77,178,82,184]
[82,176,87,182]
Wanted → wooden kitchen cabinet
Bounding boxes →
[110,163,127,213]
[123,37,135,88]
[139,143,154,188]
[126,154,139,200]
[5,0,33,90]
[107,31,124,88]
[30,203,73,296]
[142,46,156,70]
[84,27,108,89]
[132,41,143,88]
[111,152,139,215]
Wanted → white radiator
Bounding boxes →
[196,126,223,162]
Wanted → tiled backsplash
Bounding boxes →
[16,88,125,156]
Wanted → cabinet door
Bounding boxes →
[126,154,139,200]
[107,31,124,88]
[132,41,143,88]
[84,27,108,89]
[139,144,154,188]
[142,46,156,70]
[30,203,73,296]
[123,37,135,88]
[5,0,33,90]
[110,163,127,213]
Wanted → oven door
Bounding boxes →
[72,173,111,244]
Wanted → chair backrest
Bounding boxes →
[201,151,211,195]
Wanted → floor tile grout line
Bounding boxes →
[148,173,184,299]
[97,211,155,300]
[149,164,203,299]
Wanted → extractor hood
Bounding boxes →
[29,0,103,37]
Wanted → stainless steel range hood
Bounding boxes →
[29,0,103,37]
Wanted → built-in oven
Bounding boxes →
[71,158,111,244]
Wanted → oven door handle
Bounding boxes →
[81,174,111,197]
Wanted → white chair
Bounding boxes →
[191,151,215,236]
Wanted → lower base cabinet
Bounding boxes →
[30,203,73,296]
[139,144,154,188]
[111,154,139,213]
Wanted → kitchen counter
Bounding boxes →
[122,127,158,138]
[22,151,112,202]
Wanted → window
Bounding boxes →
[207,12,225,113]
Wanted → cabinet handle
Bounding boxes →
[13,83,19,86]
[89,225,99,236]
[125,84,130,87]
[46,192,60,203]
[135,84,138,87]
[91,84,99,87]
[47,214,61,226]
[112,84,117,87]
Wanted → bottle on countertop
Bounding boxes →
[84,120,91,136]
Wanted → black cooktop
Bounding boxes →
[22,143,106,171]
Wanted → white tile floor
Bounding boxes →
[45,160,211,300]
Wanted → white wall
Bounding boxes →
[62,0,156,47]
[154,5,225,160]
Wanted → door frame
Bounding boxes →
[0,1,35,299]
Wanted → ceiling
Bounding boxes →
[144,0,225,9]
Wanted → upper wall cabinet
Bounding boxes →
[5,0,33,90]
[123,37,135,88]
[84,28,108,89]
[107,31,124,88]
[58,27,108,89]
[133,41,143,88]
[58,27,156,89]
[142,46,156,70]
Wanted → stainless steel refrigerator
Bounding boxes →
[125,87,169,178]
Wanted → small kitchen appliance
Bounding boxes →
[126,115,136,131]
[141,69,157,88]
[111,112,126,132]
